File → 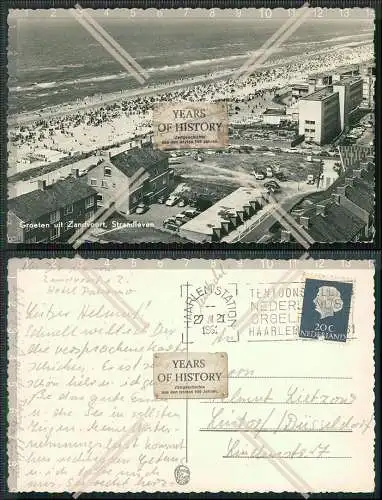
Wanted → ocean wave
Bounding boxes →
[9,52,257,93]
[17,63,86,73]
[144,52,254,72]
[8,40,372,95]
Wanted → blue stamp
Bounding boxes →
[299,278,353,342]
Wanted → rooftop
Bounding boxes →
[288,162,374,242]
[180,187,264,237]
[8,177,97,222]
[263,108,286,116]
[301,86,336,101]
[305,203,366,242]
[333,76,363,87]
[292,83,309,90]
[109,145,169,178]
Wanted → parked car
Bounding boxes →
[174,214,188,226]
[178,199,186,207]
[184,208,200,218]
[168,157,182,165]
[163,222,179,232]
[163,217,177,226]
[252,170,266,180]
[264,180,280,190]
[307,174,315,185]
[166,195,180,206]
[135,203,149,214]
[266,167,273,177]
[264,181,280,193]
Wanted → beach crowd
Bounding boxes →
[8,42,373,173]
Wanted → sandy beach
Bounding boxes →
[8,40,373,176]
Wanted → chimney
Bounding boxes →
[300,216,310,229]
[243,204,252,217]
[212,227,222,241]
[37,180,47,191]
[71,168,80,178]
[280,230,291,242]
[353,169,362,178]
[221,221,230,235]
[316,204,327,216]
[332,193,341,205]
[344,177,354,187]
[236,210,245,222]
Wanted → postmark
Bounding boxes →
[299,278,353,342]
[153,101,228,150]
[153,351,228,399]
[182,278,238,341]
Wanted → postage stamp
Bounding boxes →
[299,278,353,342]
[6,7,375,246]
[153,352,228,399]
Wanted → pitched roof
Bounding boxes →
[305,203,366,242]
[287,163,374,242]
[345,177,374,213]
[8,177,97,222]
[109,145,169,178]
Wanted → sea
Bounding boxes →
[7,13,374,115]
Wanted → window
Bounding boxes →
[101,180,108,188]
[305,120,316,125]
[152,182,156,190]
[104,167,112,177]
[90,178,97,186]
[50,225,60,241]
[64,204,73,215]
[162,176,167,185]
[85,209,94,221]
[50,209,60,224]
[85,196,95,209]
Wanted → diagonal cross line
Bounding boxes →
[235,252,311,335]
[70,4,148,85]
[234,3,311,81]
[240,430,312,498]
[68,172,145,248]
[263,192,315,247]
[74,4,149,79]
[72,418,143,497]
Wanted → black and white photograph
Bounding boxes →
[7,6,376,245]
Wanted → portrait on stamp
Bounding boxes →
[299,278,353,342]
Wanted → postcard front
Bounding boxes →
[7,7,375,245]
[7,258,375,493]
